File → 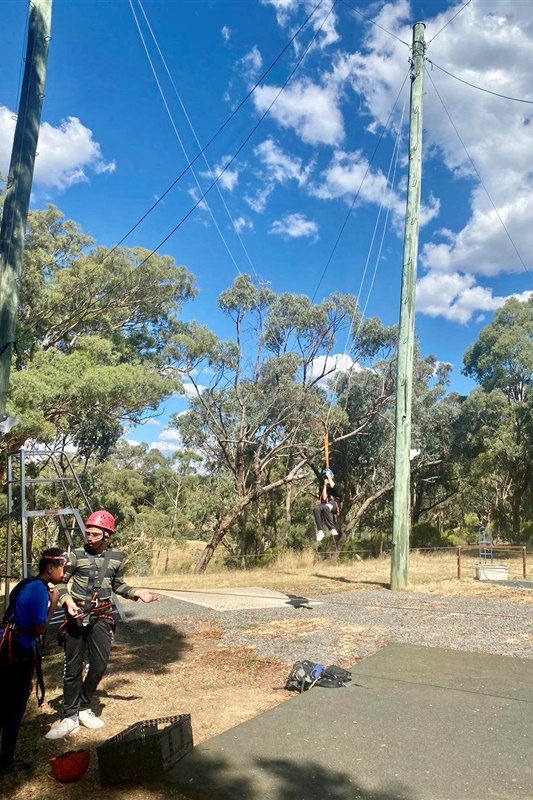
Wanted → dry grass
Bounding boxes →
[3,548,533,799]
[134,546,533,604]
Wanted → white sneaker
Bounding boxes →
[316,530,325,542]
[44,717,80,740]
[79,709,104,729]
[330,529,339,536]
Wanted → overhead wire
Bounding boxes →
[102,0,330,263]
[322,90,407,430]
[308,69,409,434]
[134,1,338,270]
[426,59,533,105]
[311,69,410,302]
[337,0,410,47]
[129,0,247,277]
[355,92,407,325]
[24,0,333,338]
[424,65,533,289]
[426,0,472,47]
[136,0,263,280]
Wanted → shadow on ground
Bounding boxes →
[314,573,390,589]
[166,752,413,800]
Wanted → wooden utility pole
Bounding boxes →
[0,0,53,422]
[390,22,425,591]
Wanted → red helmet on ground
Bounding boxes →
[85,510,115,535]
[49,749,90,783]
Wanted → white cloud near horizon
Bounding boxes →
[0,107,115,191]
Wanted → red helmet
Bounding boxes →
[49,749,90,783]
[85,510,115,535]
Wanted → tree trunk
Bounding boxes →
[343,482,394,538]
[194,512,239,573]
[511,490,522,537]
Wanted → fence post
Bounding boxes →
[457,546,461,581]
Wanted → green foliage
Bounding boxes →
[2,201,196,465]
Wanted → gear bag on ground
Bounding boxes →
[285,660,352,692]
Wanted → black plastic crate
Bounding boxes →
[97,713,193,785]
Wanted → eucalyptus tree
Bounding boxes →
[462,297,533,536]
[165,274,363,571]
[1,200,196,476]
[333,350,461,544]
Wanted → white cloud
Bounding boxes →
[245,138,313,214]
[307,353,362,388]
[183,382,207,398]
[150,427,184,455]
[416,271,533,324]
[244,183,275,214]
[187,186,209,212]
[311,149,439,229]
[221,25,231,43]
[240,45,263,79]
[0,107,115,191]
[342,0,533,314]
[261,0,299,28]
[253,79,344,146]
[200,155,240,192]
[270,212,318,239]
[233,216,253,233]
[261,0,339,49]
[255,138,312,186]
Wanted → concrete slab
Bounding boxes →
[155,586,320,611]
[166,644,533,800]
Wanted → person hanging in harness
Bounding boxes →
[45,510,159,740]
[313,467,343,542]
[0,548,67,775]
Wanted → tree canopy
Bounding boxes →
[1,200,196,469]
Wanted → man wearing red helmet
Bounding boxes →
[45,510,158,740]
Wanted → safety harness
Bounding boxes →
[57,548,116,644]
[0,577,46,706]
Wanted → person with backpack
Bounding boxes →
[45,510,159,741]
[313,468,343,542]
[0,548,67,775]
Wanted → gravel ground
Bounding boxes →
[124,588,533,667]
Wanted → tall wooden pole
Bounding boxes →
[390,22,425,591]
[0,0,53,421]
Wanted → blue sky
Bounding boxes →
[2,0,533,454]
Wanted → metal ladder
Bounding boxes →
[478,525,493,562]
[2,444,125,621]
